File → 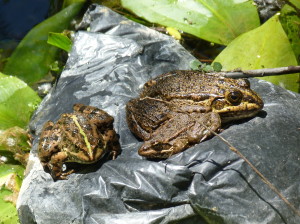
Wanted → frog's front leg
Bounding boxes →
[139,138,191,158]
[47,152,71,180]
[138,113,193,158]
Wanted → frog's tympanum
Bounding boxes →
[38,104,120,180]
[126,70,264,159]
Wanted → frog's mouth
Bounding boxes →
[217,101,264,123]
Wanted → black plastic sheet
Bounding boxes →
[253,0,283,21]
[17,5,300,224]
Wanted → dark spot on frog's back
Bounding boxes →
[73,103,87,113]
[40,137,49,142]
[71,131,77,137]
[51,135,60,141]
[144,80,157,87]
[44,125,54,131]
[43,144,52,151]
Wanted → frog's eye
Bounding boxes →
[227,90,243,105]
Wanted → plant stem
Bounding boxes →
[207,65,300,78]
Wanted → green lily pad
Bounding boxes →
[3,2,84,85]
[0,72,41,129]
[214,15,299,92]
[121,0,260,45]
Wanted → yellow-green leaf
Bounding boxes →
[0,164,24,224]
[214,15,299,92]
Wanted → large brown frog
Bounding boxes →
[38,104,120,180]
[126,70,264,159]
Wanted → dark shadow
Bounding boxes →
[220,110,267,129]
[257,110,267,118]
[186,159,204,168]
[66,159,105,175]
[74,152,119,175]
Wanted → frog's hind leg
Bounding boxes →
[126,97,171,140]
[104,130,121,160]
[48,152,71,180]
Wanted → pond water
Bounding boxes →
[0,0,50,47]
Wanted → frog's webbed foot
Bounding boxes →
[110,150,118,160]
[111,139,121,159]
[58,169,75,180]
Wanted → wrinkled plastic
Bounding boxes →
[17,5,300,224]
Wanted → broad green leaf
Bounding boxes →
[3,2,85,85]
[0,164,24,224]
[48,32,72,52]
[62,0,87,8]
[0,72,41,129]
[286,0,300,9]
[0,164,24,183]
[280,0,300,62]
[121,0,260,45]
[214,15,299,92]
[0,189,19,224]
